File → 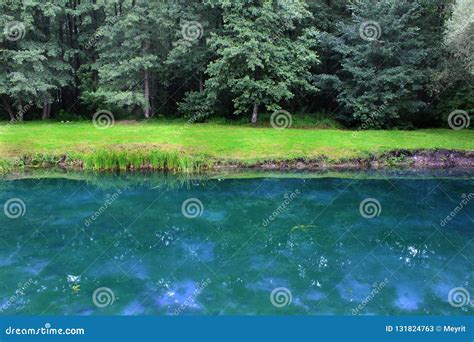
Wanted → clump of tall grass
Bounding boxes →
[0,159,13,174]
[79,149,211,172]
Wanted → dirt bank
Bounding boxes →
[215,150,474,171]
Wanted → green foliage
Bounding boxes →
[433,82,474,126]
[55,109,85,122]
[444,0,473,75]
[321,0,448,128]
[0,0,470,128]
[205,0,319,121]
[0,0,72,120]
[177,90,211,121]
[83,1,168,118]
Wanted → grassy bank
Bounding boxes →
[0,121,473,172]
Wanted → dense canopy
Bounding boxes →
[0,0,472,128]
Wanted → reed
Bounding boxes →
[76,149,210,172]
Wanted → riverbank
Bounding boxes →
[1,121,473,173]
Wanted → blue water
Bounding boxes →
[0,171,473,315]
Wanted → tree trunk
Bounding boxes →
[1,96,15,121]
[251,103,259,124]
[17,100,23,121]
[41,101,51,120]
[199,77,204,92]
[144,69,150,118]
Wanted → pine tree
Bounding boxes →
[326,0,447,128]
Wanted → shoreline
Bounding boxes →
[1,149,473,174]
[237,150,474,171]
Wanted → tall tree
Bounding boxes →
[88,1,167,118]
[445,0,473,75]
[321,0,447,128]
[0,0,71,120]
[205,0,319,123]
[430,0,473,123]
[165,0,221,118]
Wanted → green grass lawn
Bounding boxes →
[0,121,473,170]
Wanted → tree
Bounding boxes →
[205,0,319,124]
[0,0,71,121]
[429,0,474,123]
[88,1,167,118]
[164,0,220,118]
[445,0,473,75]
[321,0,447,128]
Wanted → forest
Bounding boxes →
[0,0,472,129]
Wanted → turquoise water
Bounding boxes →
[0,171,473,315]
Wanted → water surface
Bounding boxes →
[0,171,473,315]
